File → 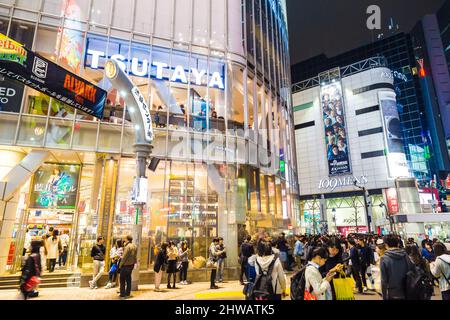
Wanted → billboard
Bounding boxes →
[378,91,410,178]
[29,164,80,209]
[320,82,351,176]
[0,33,106,119]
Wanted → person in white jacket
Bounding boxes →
[305,247,341,300]
[430,242,450,301]
[254,240,287,300]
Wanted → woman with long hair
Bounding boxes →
[105,239,123,289]
[430,242,450,300]
[153,242,168,292]
[46,229,61,273]
[178,241,190,285]
[166,241,179,289]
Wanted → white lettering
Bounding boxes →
[153,62,168,80]
[88,49,105,69]
[330,179,338,191]
[209,71,225,89]
[111,54,127,71]
[191,68,206,85]
[366,5,381,30]
[318,176,369,191]
[170,65,188,83]
[131,58,148,77]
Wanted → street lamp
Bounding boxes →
[332,208,337,234]
[353,179,372,233]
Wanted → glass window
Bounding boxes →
[90,0,112,26]
[15,0,41,10]
[134,0,154,34]
[229,64,245,135]
[174,0,191,43]
[112,0,133,30]
[211,0,225,50]
[154,0,173,39]
[193,0,209,47]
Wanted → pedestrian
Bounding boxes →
[348,238,363,293]
[23,228,31,256]
[320,238,344,300]
[166,241,179,289]
[422,241,435,262]
[430,242,450,300]
[119,235,137,299]
[357,237,373,292]
[421,235,430,248]
[406,244,431,275]
[253,240,287,300]
[89,236,106,289]
[208,238,222,289]
[294,235,304,269]
[19,240,42,300]
[239,235,254,285]
[216,237,227,283]
[154,242,168,292]
[380,234,411,300]
[372,239,387,296]
[305,247,339,300]
[58,230,69,268]
[105,239,123,289]
[178,241,190,285]
[276,233,289,270]
[46,229,61,273]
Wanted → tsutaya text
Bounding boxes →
[318,175,368,192]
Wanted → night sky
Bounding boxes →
[286,0,446,65]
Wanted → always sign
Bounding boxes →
[0,33,106,119]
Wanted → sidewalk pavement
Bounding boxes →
[0,280,387,300]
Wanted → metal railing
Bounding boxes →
[292,56,389,93]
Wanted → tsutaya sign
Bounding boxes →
[85,34,224,89]
[318,175,368,192]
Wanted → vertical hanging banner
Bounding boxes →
[320,82,352,176]
[0,33,106,119]
[378,91,409,178]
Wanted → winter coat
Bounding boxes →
[380,249,412,300]
[154,250,167,273]
[254,255,286,295]
[430,254,450,292]
[46,237,60,259]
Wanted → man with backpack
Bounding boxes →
[251,240,286,300]
[380,234,413,300]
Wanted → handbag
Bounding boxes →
[109,263,117,275]
[177,261,183,271]
[303,290,317,301]
[333,272,355,300]
[206,259,217,269]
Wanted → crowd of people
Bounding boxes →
[19,228,450,301]
[239,232,450,301]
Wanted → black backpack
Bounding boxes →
[405,257,433,300]
[290,265,308,300]
[250,259,276,300]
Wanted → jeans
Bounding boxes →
[279,251,288,269]
[179,261,189,282]
[352,266,363,293]
[92,260,105,286]
[210,268,217,287]
[58,248,68,267]
[216,258,225,281]
[442,290,450,301]
[239,257,248,283]
[360,264,368,288]
[120,265,134,297]
[155,270,163,289]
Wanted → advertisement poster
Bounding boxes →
[320,82,351,176]
[0,33,106,119]
[29,164,80,209]
[378,91,410,178]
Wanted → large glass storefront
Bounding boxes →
[0,0,298,275]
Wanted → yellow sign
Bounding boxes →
[0,32,27,65]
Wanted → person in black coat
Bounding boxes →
[239,236,254,285]
[153,242,168,292]
[320,238,344,300]
[348,238,363,293]
[20,240,42,300]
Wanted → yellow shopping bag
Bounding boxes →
[333,273,355,300]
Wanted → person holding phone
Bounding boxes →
[320,238,345,300]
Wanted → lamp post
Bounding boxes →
[379,202,395,233]
[353,180,372,233]
[332,208,337,234]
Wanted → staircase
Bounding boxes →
[0,272,81,290]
